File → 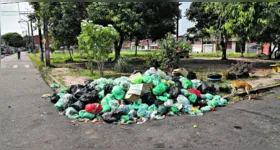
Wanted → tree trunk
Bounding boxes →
[114,35,124,61]
[89,60,94,75]
[221,37,227,60]
[241,40,246,57]
[43,16,50,67]
[38,21,44,62]
[97,61,104,77]
[135,38,139,56]
[201,38,204,52]
[268,42,272,60]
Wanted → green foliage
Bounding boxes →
[78,21,119,77]
[1,32,25,47]
[178,39,191,52]
[114,56,130,73]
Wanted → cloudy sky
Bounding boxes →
[0,2,194,36]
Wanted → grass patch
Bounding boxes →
[80,70,101,79]
[80,69,130,79]
[28,53,44,69]
[190,52,258,58]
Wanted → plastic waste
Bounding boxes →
[191,79,202,89]
[151,75,162,86]
[187,105,196,116]
[58,93,65,98]
[79,110,95,119]
[218,98,228,106]
[201,105,212,112]
[180,78,192,89]
[84,79,94,87]
[145,67,157,75]
[148,104,157,112]
[101,109,123,123]
[207,99,218,107]
[196,109,204,116]
[141,92,156,106]
[164,99,174,107]
[59,88,67,93]
[98,90,105,99]
[109,100,120,110]
[180,89,191,96]
[54,99,64,111]
[157,69,167,79]
[188,88,201,97]
[79,90,99,104]
[152,82,168,96]
[201,93,213,100]
[187,71,197,80]
[65,107,80,120]
[171,106,179,114]
[71,101,85,112]
[85,103,102,114]
[112,86,125,100]
[50,93,60,104]
[61,94,78,108]
[158,105,168,115]
[188,93,198,103]
[73,87,87,99]
[51,83,60,89]
[104,84,114,95]
[67,84,85,94]
[128,109,137,118]
[121,115,130,121]
[177,94,190,106]
[142,74,153,83]
[130,73,143,84]
[118,104,131,115]
[169,85,180,98]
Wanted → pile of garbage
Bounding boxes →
[49,67,230,124]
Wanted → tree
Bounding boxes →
[46,2,90,61]
[1,32,24,47]
[78,21,119,76]
[185,2,218,52]
[29,2,44,62]
[87,2,181,60]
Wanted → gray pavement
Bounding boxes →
[0,52,280,148]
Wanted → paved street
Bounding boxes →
[1,53,280,148]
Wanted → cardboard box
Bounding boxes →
[173,68,188,77]
[125,84,150,103]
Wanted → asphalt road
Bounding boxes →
[0,53,280,148]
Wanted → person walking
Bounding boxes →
[17,48,21,60]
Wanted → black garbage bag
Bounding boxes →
[187,71,197,80]
[102,109,124,123]
[67,84,85,94]
[154,99,164,106]
[71,101,85,111]
[73,87,87,99]
[84,79,94,87]
[141,92,156,106]
[104,84,114,95]
[193,98,208,107]
[62,94,78,108]
[174,81,182,88]
[198,82,216,94]
[172,76,181,82]
[50,93,60,104]
[79,90,99,104]
[168,85,180,98]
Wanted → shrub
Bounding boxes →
[114,56,130,73]
[228,61,254,77]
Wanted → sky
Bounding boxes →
[0,2,194,37]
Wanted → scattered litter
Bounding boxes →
[193,124,197,128]
[234,126,242,129]
[47,67,230,125]
[51,84,60,89]
[42,94,51,98]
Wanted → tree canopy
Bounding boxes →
[1,32,25,47]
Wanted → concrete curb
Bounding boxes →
[49,75,66,89]
[224,83,280,99]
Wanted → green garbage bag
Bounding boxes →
[95,83,106,92]
[79,110,95,119]
[188,93,197,103]
[58,93,65,98]
[65,107,80,120]
[201,105,211,112]
[137,108,147,117]
[196,109,204,116]
[158,105,168,115]
[128,109,137,118]
[119,104,131,115]
[181,89,191,97]
[131,75,143,84]
[131,102,140,110]
[59,88,67,93]
[109,100,120,110]
[207,99,218,107]
[142,74,153,83]
[152,82,168,96]
[213,95,221,101]
[181,79,192,89]
[121,115,130,121]
[218,98,228,106]
[54,99,64,111]
[98,90,105,99]
[171,106,179,114]
[201,93,213,100]
[151,75,162,86]
[101,105,111,113]
[156,95,169,102]
[51,84,60,89]
[112,86,125,100]
[148,104,157,111]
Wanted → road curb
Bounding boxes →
[224,83,280,99]
[49,75,66,89]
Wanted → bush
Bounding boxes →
[228,61,254,78]
[114,57,130,73]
